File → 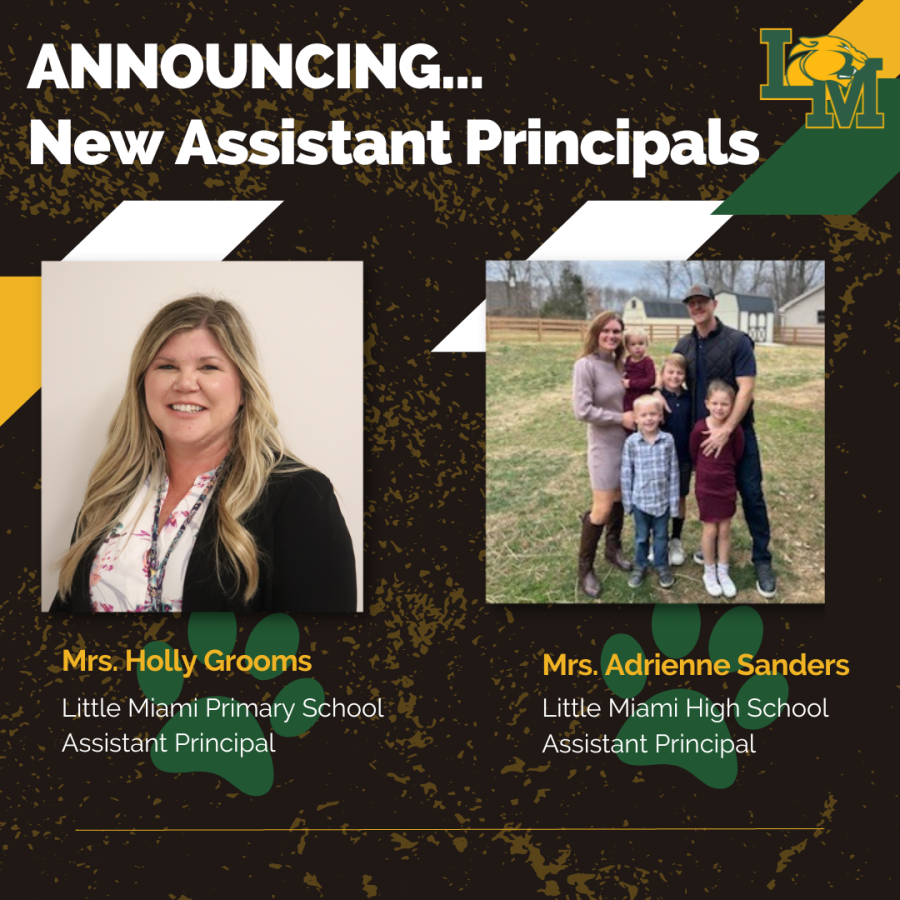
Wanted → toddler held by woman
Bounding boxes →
[622,328,656,413]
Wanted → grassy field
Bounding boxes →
[486,341,825,605]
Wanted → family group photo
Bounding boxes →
[485,259,825,605]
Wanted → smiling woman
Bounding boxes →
[572,311,636,599]
[50,295,356,615]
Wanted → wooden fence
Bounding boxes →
[486,317,826,347]
[772,325,825,346]
[487,317,692,344]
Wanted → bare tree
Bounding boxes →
[583,277,604,318]
[742,260,769,294]
[676,261,697,294]
[535,260,582,302]
[486,259,534,289]
[601,284,619,311]
[686,260,749,294]
[764,260,825,307]
[679,259,823,303]
[643,260,683,300]
[486,260,538,315]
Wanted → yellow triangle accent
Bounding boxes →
[837,0,900,76]
[0,277,41,429]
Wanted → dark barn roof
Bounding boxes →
[728,293,776,314]
[641,300,691,319]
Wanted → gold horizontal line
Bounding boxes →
[76,827,821,833]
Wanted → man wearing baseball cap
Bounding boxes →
[673,283,776,598]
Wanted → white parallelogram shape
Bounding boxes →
[531,200,729,261]
[64,200,282,261]
[433,200,730,352]
[433,300,487,353]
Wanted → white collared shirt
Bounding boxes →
[89,470,217,613]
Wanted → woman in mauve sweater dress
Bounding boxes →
[572,311,636,599]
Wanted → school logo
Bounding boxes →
[760,29,883,129]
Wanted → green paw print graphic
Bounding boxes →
[601,606,789,789]
[136,612,323,796]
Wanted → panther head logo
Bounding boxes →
[786,34,869,87]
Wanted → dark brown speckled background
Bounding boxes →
[1,1,893,895]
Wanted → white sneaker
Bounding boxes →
[669,538,685,566]
[717,564,737,599]
[703,568,723,597]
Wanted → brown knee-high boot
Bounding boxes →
[578,511,603,598]
[604,501,633,571]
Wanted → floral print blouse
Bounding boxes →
[89,470,218,613]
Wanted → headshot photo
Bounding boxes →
[41,261,362,614]
[486,259,825,605]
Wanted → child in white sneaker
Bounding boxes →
[621,394,680,590]
[689,381,744,599]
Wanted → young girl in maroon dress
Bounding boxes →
[622,328,656,413]
[689,381,744,599]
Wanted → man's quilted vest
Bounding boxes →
[674,319,755,429]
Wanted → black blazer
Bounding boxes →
[51,467,357,614]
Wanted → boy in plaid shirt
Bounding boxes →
[620,394,681,589]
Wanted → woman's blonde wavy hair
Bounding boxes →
[57,295,301,602]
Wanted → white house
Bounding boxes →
[623,292,776,343]
[779,283,825,327]
[622,297,691,328]
[715,292,777,344]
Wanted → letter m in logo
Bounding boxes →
[760,28,883,129]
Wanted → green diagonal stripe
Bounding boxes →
[718,80,900,215]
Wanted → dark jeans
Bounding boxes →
[736,427,772,565]
[633,508,669,571]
